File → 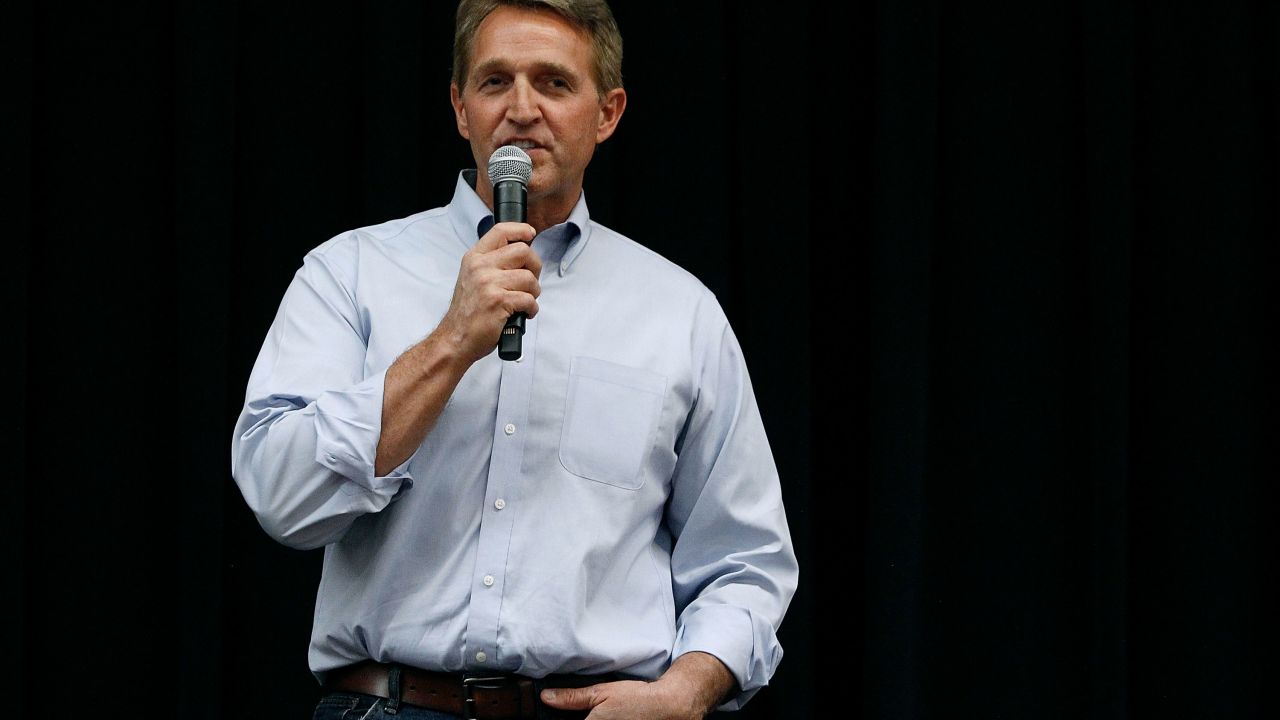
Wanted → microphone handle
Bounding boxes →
[494,179,527,361]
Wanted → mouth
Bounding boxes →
[500,139,544,152]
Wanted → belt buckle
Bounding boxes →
[462,675,513,720]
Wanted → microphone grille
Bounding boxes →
[487,145,532,186]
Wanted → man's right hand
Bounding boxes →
[374,221,541,477]
[436,221,542,364]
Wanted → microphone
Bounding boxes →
[487,145,533,361]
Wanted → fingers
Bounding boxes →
[460,273,540,318]
[460,263,540,309]
[488,241,544,274]
[475,221,536,252]
[439,222,545,363]
[469,222,543,277]
[502,288,540,319]
[460,223,542,314]
[539,684,602,710]
[497,268,541,302]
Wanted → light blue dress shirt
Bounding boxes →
[231,171,797,709]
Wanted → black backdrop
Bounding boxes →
[11,1,1278,718]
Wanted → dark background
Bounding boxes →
[11,1,1278,718]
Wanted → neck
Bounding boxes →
[523,197,575,234]
[475,174,579,234]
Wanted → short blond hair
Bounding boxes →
[452,0,624,97]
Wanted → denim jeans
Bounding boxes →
[312,692,461,720]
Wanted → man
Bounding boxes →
[231,1,797,718]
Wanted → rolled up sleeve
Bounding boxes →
[232,237,417,550]
[666,295,798,710]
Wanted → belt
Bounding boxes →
[324,661,610,719]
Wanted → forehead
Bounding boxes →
[470,6,594,78]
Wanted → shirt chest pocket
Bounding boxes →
[559,356,667,491]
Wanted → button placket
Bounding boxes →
[462,317,538,670]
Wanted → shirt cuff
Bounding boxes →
[312,368,416,496]
[672,604,783,711]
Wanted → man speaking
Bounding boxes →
[231,2,797,718]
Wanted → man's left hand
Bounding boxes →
[539,652,735,720]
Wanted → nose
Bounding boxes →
[506,78,541,125]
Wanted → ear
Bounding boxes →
[595,87,627,144]
[451,83,470,140]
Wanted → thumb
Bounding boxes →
[475,221,536,253]
[540,685,599,710]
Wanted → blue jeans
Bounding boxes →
[312,692,462,720]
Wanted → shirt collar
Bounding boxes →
[447,170,592,277]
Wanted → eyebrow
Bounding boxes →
[470,58,583,83]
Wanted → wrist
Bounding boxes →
[656,652,736,717]
[423,321,483,373]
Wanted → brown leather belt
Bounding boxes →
[324,661,610,719]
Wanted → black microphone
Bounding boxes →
[487,145,533,361]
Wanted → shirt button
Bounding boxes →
[475,651,487,663]
[504,423,516,435]
[494,498,506,510]
[326,453,337,463]
[483,574,495,587]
